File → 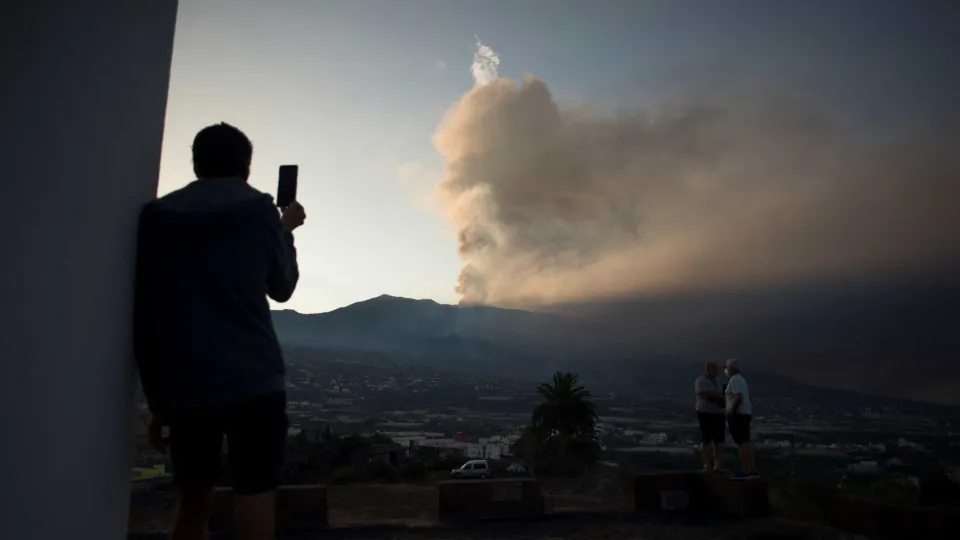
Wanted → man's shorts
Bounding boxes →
[168,391,288,495]
[697,412,726,444]
[728,413,752,445]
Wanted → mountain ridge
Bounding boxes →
[271,294,959,410]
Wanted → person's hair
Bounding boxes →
[727,358,740,371]
[191,123,253,180]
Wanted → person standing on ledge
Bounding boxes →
[724,358,758,479]
[695,361,727,472]
[134,123,306,540]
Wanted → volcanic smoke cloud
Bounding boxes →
[435,40,960,308]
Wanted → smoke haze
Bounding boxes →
[434,41,960,308]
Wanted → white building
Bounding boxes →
[467,442,504,460]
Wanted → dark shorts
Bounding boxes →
[728,413,752,445]
[169,391,288,495]
[697,412,726,444]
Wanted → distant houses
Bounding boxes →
[363,430,522,461]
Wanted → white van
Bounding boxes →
[450,459,491,479]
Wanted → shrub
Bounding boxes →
[433,456,466,472]
[364,460,397,483]
[330,466,356,485]
[401,461,428,481]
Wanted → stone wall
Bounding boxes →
[437,478,544,522]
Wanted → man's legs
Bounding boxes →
[225,391,288,540]
[168,408,225,540]
[171,488,216,540]
[729,414,756,476]
[710,413,726,471]
[234,491,278,540]
[700,441,715,470]
[739,442,756,474]
[697,413,715,470]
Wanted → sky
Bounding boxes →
[158,0,959,315]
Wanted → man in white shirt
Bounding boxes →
[694,362,726,471]
[724,359,757,478]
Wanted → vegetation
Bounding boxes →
[280,373,606,484]
[515,371,601,476]
[532,372,598,439]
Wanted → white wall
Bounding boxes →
[0,2,178,539]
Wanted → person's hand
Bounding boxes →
[281,201,306,232]
[148,414,170,455]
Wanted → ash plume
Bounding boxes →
[470,36,500,86]
[435,41,960,308]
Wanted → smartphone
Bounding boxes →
[277,165,298,209]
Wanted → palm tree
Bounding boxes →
[531,371,598,441]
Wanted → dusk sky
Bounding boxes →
[157,0,959,314]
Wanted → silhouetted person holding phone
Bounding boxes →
[134,123,306,540]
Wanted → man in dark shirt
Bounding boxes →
[134,123,305,540]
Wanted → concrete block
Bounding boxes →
[437,478,543,521]
[276,484,328,531]
[702,474,770,517]
[209,487,234,534]
[633,472,770,517]
[208,485,327,534]
[633,471,706,512]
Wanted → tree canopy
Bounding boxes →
[532,371,598,439]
